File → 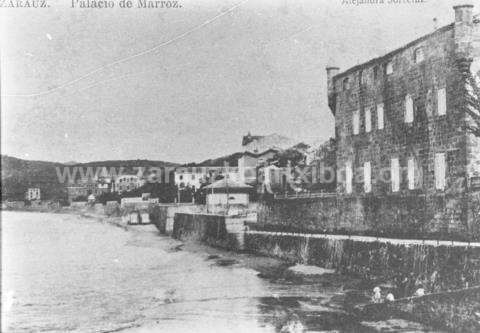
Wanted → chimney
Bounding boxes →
[453,4,474,25]
[326,66,340,115]
[326,66,340,96]
[433,17,438,30]
[453,4,474,58]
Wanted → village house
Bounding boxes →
[174,166,240,190]
[25,187,41,201]
[238,133,307,186]
[96,176,114,195]
[238,149,279,185]
[204,178,252,214]
[66,185,89,202]
[241,132,298,154]
[326,4,480,236]
[114,174,144,193]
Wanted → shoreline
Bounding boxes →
[3,209,477,332]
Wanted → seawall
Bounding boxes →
[172,213,246,251]
[244,231,480,297]
[150,204,200,234]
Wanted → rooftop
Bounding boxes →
[333,10,479,80]
[332,23,455,80]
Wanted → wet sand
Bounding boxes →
[2,211,434,332]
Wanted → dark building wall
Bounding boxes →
[327,5,479,232]
[256,191,480,241]
[256,197,338,232]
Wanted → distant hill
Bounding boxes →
[1,155,178,201]
[184,152,243,167]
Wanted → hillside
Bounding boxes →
[184,152,243,167]
[1,155,178,201]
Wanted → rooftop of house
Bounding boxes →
[204,178,252,190]
[175,166,239,173]
[241,132,301,154]
[332,11,479,81]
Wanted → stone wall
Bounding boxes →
[244,232,480,296]
[256,194,479,241]
[150,204,201,234]
[172,213,246,250]
[257,197,338,232]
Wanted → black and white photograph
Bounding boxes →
[1,0,480,332]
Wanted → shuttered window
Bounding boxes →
[435,153,446,190]
[377,103,384,130]
[353,110,360,135]
[391,158,400,192]
[408,158,415,190]
[437,88,446,116]
[405,95,414,123]
[364,162,371,193]
[365,108,372,133]
[345,162,353,194]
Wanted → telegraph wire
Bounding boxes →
[2,0,249,98]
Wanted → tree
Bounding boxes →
[458,57,480,137]
[269,148,306,168]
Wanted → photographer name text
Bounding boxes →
[342,0,426,5]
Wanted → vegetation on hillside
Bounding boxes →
[1,155,177,201]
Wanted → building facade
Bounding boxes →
[114,174,144,193]
[241,133,297,154]
[327,5,480,237]
[174,167,240,190]
[25,188,41,201]
[66,186,88,202]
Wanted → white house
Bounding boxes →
[114,174,144,193]
[174,167,240,189]
[204,178,252,211]
[25,188,41,201]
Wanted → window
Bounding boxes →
[179,175,183,180]
[391,158,400,192]
[365,108,372,133]
[364,162,371,193]
[345,162,353,194]
[359,70,364,85]
[377,103,384,129]
[435,153,446,190]
[405,95,414,123]
[437,88,446,116]
[191,174,195,180]
[413,47,425,64]
[414,48,425,63]
[408,158,415,190]
[373,66,379,81]
[353,110,360,135]
[343,77,350,91]
[386,61,393,75]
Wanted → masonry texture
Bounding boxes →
[172,213,244,250]
[257,193,480,240]
[244,232,480,297]
[324,5,480,237]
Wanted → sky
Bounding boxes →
[0,0,474,164]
